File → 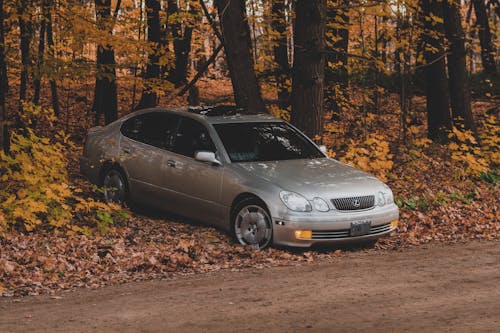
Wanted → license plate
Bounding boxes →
[350,221,371,237]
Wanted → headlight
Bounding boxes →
[384,189,394,205]
[378,187,394,206]
[280,191,312,212]
[377,191,386,206]
[312,197,330,212]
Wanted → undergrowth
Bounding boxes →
[0,104,128,235]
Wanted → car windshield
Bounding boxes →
[213,122,325,162]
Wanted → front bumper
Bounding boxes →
[272,204,399,247]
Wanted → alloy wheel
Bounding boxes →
[103,170,126,204]
[234,204,272,250]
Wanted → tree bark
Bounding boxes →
[325,0,349,114]
[177,43,223,96]
[326,0,349,87]
[420,0,452,142]
[492,0,500,19]
[215,0,267,114]
[0,0,8,153]
[443,0,475,132]
[271,0,290,109]
[136,0,161,110]
[33,0,48,105]
[0,0,7,96]
[291,0,326,139]
[473,0,497,74]
[93,0,118,125]
[18,0,31,113]
[45,0,59,116]
[167,0,194,87]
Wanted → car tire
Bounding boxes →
[232,198,273,250]
[102,168,129,205]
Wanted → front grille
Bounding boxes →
[331,195,375,211]
[311,222,391,240]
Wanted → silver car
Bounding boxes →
[80,106,399,249]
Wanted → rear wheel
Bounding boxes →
[102,169,128,205]
[232,199,273,250]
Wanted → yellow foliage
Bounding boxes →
[0,129,74,231]
[479,116,500,166]
[414,138,433,149]
[339,134,394,182]
[447,126,489,178]
[0,115,128,234]
[0,212,6,230]
[269,105,291,122]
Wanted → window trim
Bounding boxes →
[119,111,221,162]
[212,121,325,163]
[171,116,218,159]
[119,111,181,152]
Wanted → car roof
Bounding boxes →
[128,106,282,125]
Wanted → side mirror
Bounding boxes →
[194,151,222,166]
[319,145,327,154]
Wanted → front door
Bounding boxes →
[165,117,225,227]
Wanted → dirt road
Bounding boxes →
[1,241,499,333]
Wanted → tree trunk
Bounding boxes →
[93,0,118,125]
[327,0,349,87]
[492,0,500,19]
[443,0,475,132]
[167,0,194,87]
[215,0,266,114]
[136,0,161,110]
[0,0,8,153]
[421,0,452,142]
[291,0,326,139]
[473,0,497,74]
[325,0,349,115]
[33,0,48,105]
[271,0,290,109]
[0,0,7,96]
[45,0,59,116]
[18,0,31,113]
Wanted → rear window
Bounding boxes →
[121,112,180,150]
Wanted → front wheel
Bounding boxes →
[232,199,273,250]
[102,169,128,205]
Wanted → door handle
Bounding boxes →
[167,160,176,168]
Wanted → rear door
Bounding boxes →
[119,112,180,207]
[165,117,225,226]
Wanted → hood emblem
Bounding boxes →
[352,199,361,208]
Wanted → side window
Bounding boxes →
[121,115,144,141]
[173,118,215,158]
[121,113,180,151]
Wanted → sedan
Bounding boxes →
[80,106,399,249]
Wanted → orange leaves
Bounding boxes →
[269,104,291,122]
[1,260,16,274]
[0,108,128,235]
[0,215,345,296]
[339,133,394,182]
[447,126,490,178]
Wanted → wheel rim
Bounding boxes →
[103,170,126,204]
[234,205,272,250]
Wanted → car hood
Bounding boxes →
[235,158,385,199]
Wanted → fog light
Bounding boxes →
[295,230,312,239]
[390,220,399,229]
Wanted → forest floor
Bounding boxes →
[1,79,499,298]
[1,240,499,333]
